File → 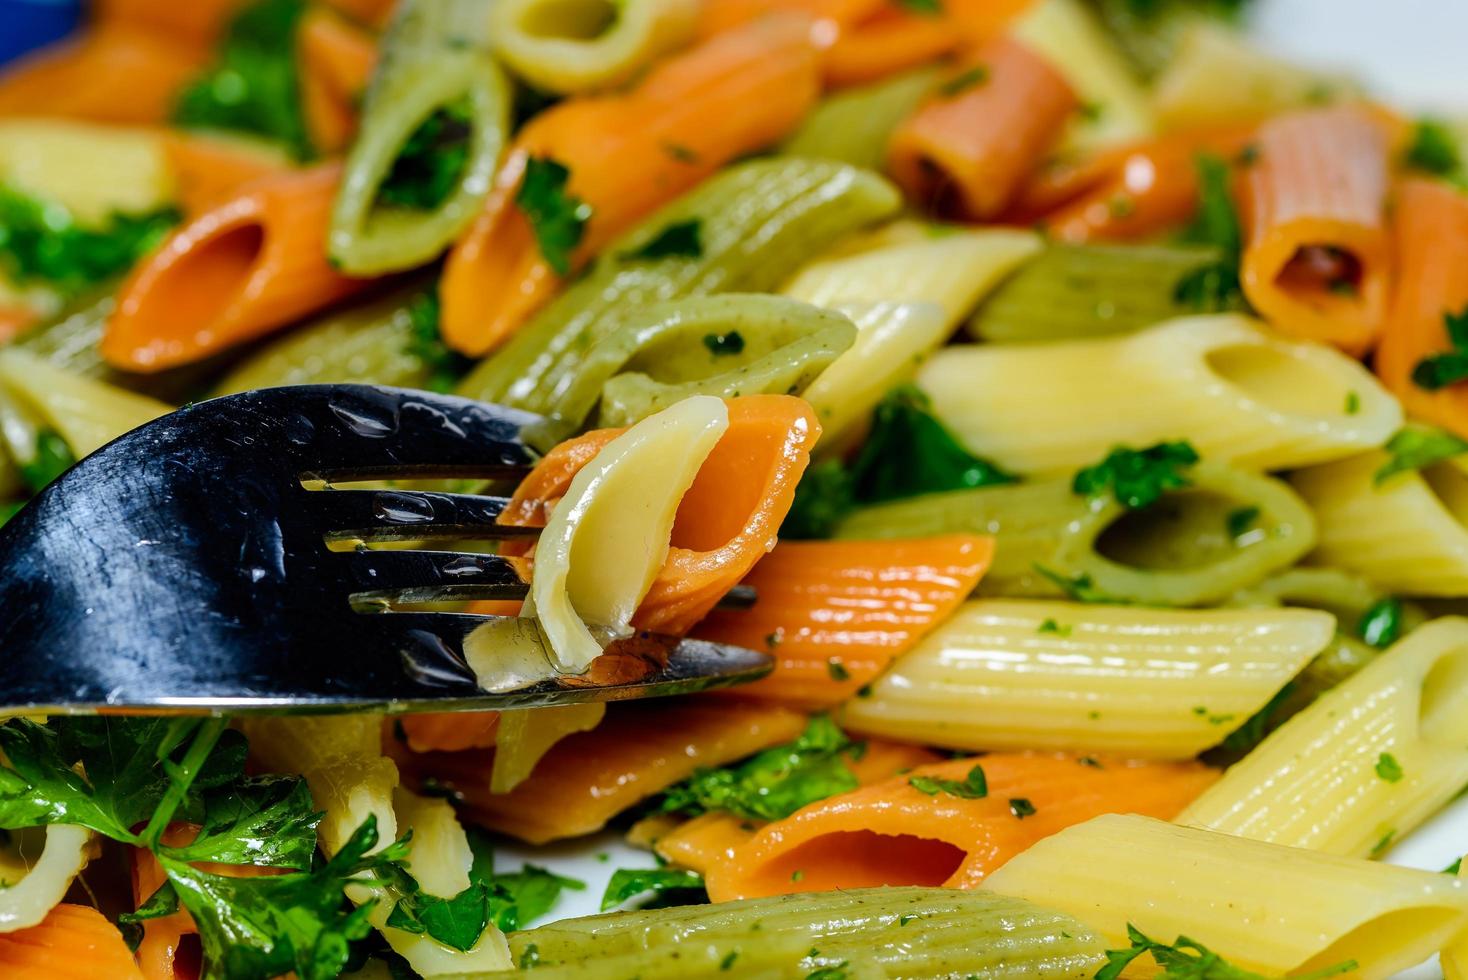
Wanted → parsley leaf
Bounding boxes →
[173,0,313,159]
[403,288,470,393]
[1097,923,1355,980]
[622,219,703,261]
[1411,306,1468,391]
[1375,752,1404,783]
[600,868,706,911]
[159,775,320,868]
[1217,681,1294,755]
[377,100,473,210]
[1009,797,1036,818]
[1174,155,1246,312]
[1404,118,1463,181]
[1358,597,1404,649]
[657,715,860,821]
[1033,565,1119,604]
[781,459,857,540]
[19,429,76,495]
[1373,426,1468,484]
[118,882,182,952]
[0,184,177,293]
[517,156,592,276]
[491,862,586,930]
[1073,441,1199,510]
[908,764,988,800]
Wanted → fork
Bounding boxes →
[0,385,772,715]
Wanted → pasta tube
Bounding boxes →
[967,242,1233,342]
[488,703,606,793]
[844,599,1333,758]
[1239,106,1393,354]
[1177,616,1468,857]
[1290,446,1468,595]
[917,314,1400,475]
[780,66,939,171]
[330,0,511,275]
[0,349,171,458]
[0,825,93,933]
[1374,178,1468,440]
[887,39,1076,220]
[984,813,1468,980]
[298,5,379,155]
[103,164,373,372]
[506,886,1107,979]
[0,119,172,225]
[391,702,807,843]
[820,0,1032,89]
[839,461,1316,607]
[161,131,292,217]
[693,536,995,708]
[0,904,142,979]
[703,753,1216,901]
[491,0,698,93]
[455,158,900,407]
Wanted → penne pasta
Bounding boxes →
[103,163,374,372]
[703,752,1217,901]
[161,131,293,217]
[984,813,1468,980]
[0,903,143,979]
[780,66,940,171]
[692,536,995,707]
[839,461,1316,607]
[0,825,93,933]
[1238,106,1393,354]
[492,0,698,94]
[0,349,171,459]
[329,0,511,275]
[1290,444,1468,596]
[1177,616,1468,857]
[918,314,1400,475]
[0,119,173,225]
[844,598,1333,758]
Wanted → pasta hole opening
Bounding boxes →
[1095,490,1251,571]
[162,223,265,331]
[518,0,619,40]
[1421,462,1468,530]
[1299,907,1465,978]
[0,825,48,881]
[1420,643,1468,745]
[1275,244,1364,302]
[751,831,966,893]
[1204,342,1353,418]
[668,423,782,552]
[174,932,204,980]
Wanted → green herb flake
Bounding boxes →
[1358,597,1404,649]
[791,869,804,882]
[404,288,470,393]
[895,0,942,14]
[1079,756,1103,769]
[1345,391,1361,414]
[806,961,851,980]
[1404,118,1463,180]
[1038,618,1072,637]
[520,943,541,969]
[908,764,988,800]
[1074,441,1199,510]
[1219,682,1295,754]
[516,156,592,276]
[599,868,704,911]
[1097,923,1355,980]
[0,185,177,293]
[663,142,700,164]
[1445,857,1463,875]
[1034,565,1118,604]
[1225,505,1260,539]
[1173,154,1246,312]
[1375,752,1404,783]
[1371,829,1396,857]
[19,430,76,496]
[702,331,745,356]
[623,219,703,261]
[856,684,874,699]
[1412,306,1468,391]
[1375,426,1468,484]
[899,913,919,926]
[377,100,473,210]
[826,658,851,682]
[939,66,989,97]
[721,950,740,970]
[1008,797,1036,819]
[765,630,784,650]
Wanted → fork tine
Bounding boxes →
[339,549,529,603]
[278,386,542,481]
[303,488,537,542]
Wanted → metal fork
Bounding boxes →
[0,385,772,715]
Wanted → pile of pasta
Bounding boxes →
[4,0,1468,978]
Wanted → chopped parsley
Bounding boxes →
[1446,857,1463,875]
[894,0,943,14]
[1225,505,1260,539]
[1008,798,1036,818]
[1373,426,1468,484]
[663,142,700,164]
[1374,752,1404,783]
[1173,155,1246,312]
[599,868,705,911]
[404,288,470,393]
[516,156,592,276]
[1097,924,1355,980]
[1034,565,1118,604]
[1217,682,1294,754]
[703,331,746,356]
[1371,829,1396,857]
[519,943,541,969]
[622,219,703,261]
[1358,597,1404,649]
[656,715,861,821]
[1073,441,1200,510]
[19,430,76,495]
[826,658,851,681]
[173,0,313,159]
[0,184,176,293]
[377,100,473,210]
[1038,618,1072,637]
[1345,390,1361,414]
[722,950,740,970]
[807,962,851,980]
[908,764,988,800]
[1404,118,1463,182]
[1411,306,1468,391]
[781,459,856,540]
[939,66,989,97]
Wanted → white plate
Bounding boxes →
[490,0,1468,961]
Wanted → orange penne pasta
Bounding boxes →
[0,904,144,980]
[320,0,399,29]
[298,6,379,155]
[95,0,246,45]
[693,536,994,707]
[1374,178,1468,437]
[488,395,818,636]
[0,25,206,125]
[103,163,372,371]
[1238,106,1392,354]
[695,0,881,38]
[1007,124,1255,241]
[703,752,1218,902]
[399,710,501,753]
[162,132,293,216]
[654,738,942,875]
[0,306,39,345]
[392,702,808,844]
[887,37,1077,220]
[440,14,820,356]
[824,0,1031,88]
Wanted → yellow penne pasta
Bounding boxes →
[1176,616,1468,857]
[0,119,173,224]
[490,703,607,793]
[0,825,92,933]
[843,599,1333,758]
[984,813,1468,980]
[491,0,698,93]
[0,349,171,459]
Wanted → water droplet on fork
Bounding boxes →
[372,492,435,524]
[328,391,400,439]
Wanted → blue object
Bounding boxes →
[0,0,84,67]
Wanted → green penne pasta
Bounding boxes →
[838,462,1315,606]
[779,66,939,171]
[211,284,443,395]
[967,242,1232,342]
[505,887,1105,979]
[329,0,509,275]
[457,158,902,409]
[523,293,854,447]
